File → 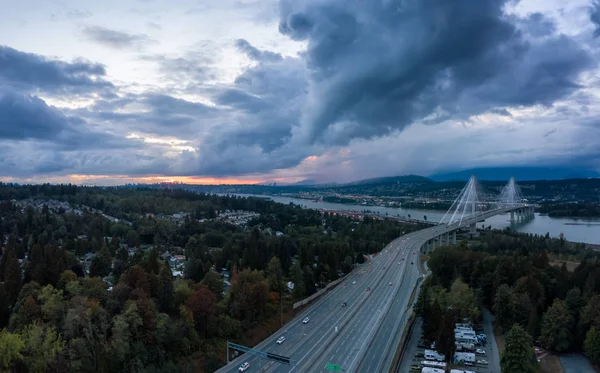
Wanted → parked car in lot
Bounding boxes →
[414,352,424,358]
[417,342,428,349]
[303,317,310,324]
[239,362,250,372]
[477,359,488,365]
[410,364,420,370]
[276,336,286,344]
[476,348,485,355]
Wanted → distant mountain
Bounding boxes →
[292,179,320,186]
[344,174,433,186]
[429,167,600,182]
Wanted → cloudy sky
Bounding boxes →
[1,0,600,185]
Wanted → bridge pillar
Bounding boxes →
[469,223,477,239]
[445,232,449,246]
[452,231,457,245]
[510,210,515,223]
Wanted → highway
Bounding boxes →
[216,206,526,373]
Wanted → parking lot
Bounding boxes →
[398,315,499,373]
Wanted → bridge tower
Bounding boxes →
[498,176,531,223]
[439,175,486,226]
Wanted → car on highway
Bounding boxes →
[352,281,356,285]
[366,287,370,291]
[389,282,392,286]
[411,261,414,265]
[238,362,250,371]
[276,336,286,344]
[303,317,310,324]
[342,302,346,307]
[476,348,485,355]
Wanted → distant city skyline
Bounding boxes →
[1,0,600,185]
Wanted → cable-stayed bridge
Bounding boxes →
[215,176,533,373]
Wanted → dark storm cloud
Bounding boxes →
[490,108,512,117]
[215,89,270,112]
[278,0,595,145]
[518,12,556,37]
[83,26,157,50]
[235,39,283,62]
[0,45,112,94]
[0,90,134,150]
[592,1,600,37]
[205,42,307,154]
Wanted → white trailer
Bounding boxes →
[450,370,477,373]
[454,352,476,363]
[421,368,445,373]
[424,349,446,362]
[455,335,478,344]
[455,342,475,352]
[422,360,447,369]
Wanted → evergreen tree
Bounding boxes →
[424,298,442,342]
[4,249,23,304]
[585,326,600,365]
[500,324,536,373]
[156,262,174,313]
[540,299,573,352]
[90,246,112,278]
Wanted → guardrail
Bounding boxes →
[293,277,346,309]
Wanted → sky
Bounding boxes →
[1,0,600,185]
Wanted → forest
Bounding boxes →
[0,183,427,372]
[538,202,600,218]
[416,230,600,372]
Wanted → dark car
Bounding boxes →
[417,343,427,349]
[414,352,424,358]
[411,261,414,265]
[342,302,346,307]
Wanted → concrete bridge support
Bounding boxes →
[452,231,457,245]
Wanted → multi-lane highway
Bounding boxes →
[216,207,526,373]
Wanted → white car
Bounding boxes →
[352,281,356,285]
[303,317,310,324]
[389,282,392,286]
[477,359,488,365]
[239,362,250,372]
[277,336,286,344]
[476,348,486,355]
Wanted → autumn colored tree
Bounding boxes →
[185,285,216,338]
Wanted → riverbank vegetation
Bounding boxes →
[538,202,600,218]
[0,183,427,372]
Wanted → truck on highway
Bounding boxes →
[454,352,476,364]
[424,350,445,362]
[450,370,476,373]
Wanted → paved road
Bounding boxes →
[560,354,596,373]
[216,207,526,373]
[481,308,501,373]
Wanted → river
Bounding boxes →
[235,194,600,245]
